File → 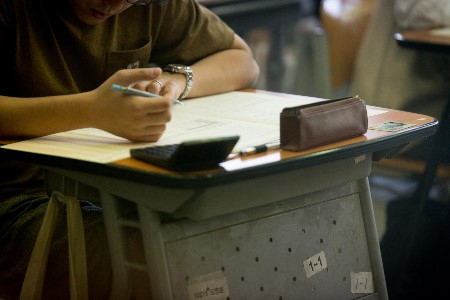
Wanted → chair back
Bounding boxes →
[320,0,377,88]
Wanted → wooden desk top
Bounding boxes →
[395,27,450,53]
[0,90,438,188]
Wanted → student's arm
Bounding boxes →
[0,34,258,142]
[0,68,173,142]
[139,34,260,100]
[0,33,259,142]
[183,34,259,98]
[394,0,450,29]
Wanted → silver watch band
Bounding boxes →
[164,64,193,100]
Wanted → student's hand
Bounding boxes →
[88,68,174,142]
[132,72,186,100]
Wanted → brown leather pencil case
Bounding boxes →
[280,96,368,151]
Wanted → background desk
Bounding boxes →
[395,27,450,53]
[1,91,437,300]
[383,28,450,299]
[395,28,450,205]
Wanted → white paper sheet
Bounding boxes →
[2,92,387,163]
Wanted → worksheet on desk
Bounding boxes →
[2,92,387,163]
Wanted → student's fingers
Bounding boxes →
[159,80,181,100]
[131,80,164,96]
[131,81,151,91]
[131,95,173,114]
[147,80,164,95]
[110,68,163,87]
[129,106,172,129]
[111,111,170,142]
[126,72,185,100]
[144,110,172,125]
[127,127,166,142]
[127,119,169,142]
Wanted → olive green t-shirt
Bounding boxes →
[0,0,235,199]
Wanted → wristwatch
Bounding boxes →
[164,64,193,100]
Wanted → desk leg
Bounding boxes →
[137,206,173,300]
[358,178,388,300]
[100,192,132,299]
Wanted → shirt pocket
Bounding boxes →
[105,37,152,78]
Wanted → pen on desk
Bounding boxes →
[111,84,183,105]
[239,141,280,156]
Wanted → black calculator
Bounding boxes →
[130,135,240,170]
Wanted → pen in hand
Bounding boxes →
[111,84,183,105]
[239,141,280,156]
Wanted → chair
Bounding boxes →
[320,0,377,97]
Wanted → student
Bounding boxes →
[0,0,259,298]
[352,0,450,118]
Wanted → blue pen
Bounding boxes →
[111,84,183,105]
